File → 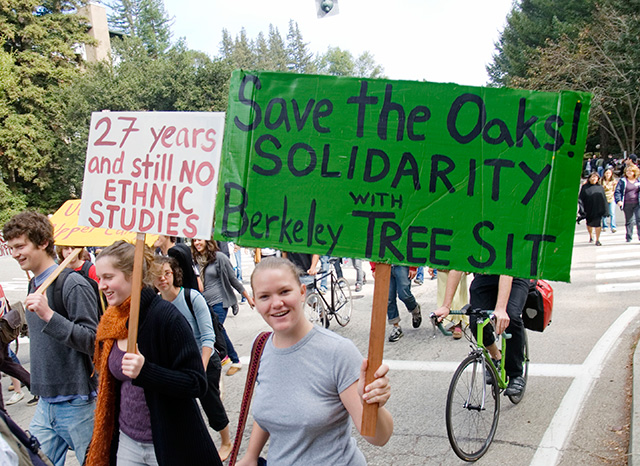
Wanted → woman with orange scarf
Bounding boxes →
[86,240,221,466]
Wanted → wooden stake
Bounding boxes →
[34,248,83,295]
[361,263,391,437]
[127,233,146,353]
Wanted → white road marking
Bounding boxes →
[596,269,640,280]
[530,306,640,465]
[596,259,640,268]
[597,251,640,260]
[597,283,640,293]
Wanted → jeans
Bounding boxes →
[212,303,239,364]
[117,430,159,466]
[416,267,424,282]
[387,266,418,324]
[30,397,95,466]
[469,275,528,379]
[623,202,640,241]
[350,259,364,285]
[602,201,617,230]
[234,249,243,281]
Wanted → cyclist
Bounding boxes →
[433,273,528,397]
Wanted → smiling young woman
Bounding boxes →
[235,257,393,466]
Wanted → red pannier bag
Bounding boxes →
[522,279,553,332]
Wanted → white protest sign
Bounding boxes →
[79,112,225,238]
[0,233,10,257]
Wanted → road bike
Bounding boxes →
[305,260,352,328]
[430,305,530,462]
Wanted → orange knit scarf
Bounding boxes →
[85,297,132,466]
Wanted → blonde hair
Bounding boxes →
[626,164,640,179]
[97,240,154,286]
[250,256,301,290]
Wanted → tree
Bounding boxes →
[232,28,255,69]
[487,0,596,86]
[317,46,354,76]
[102,0,173,57]
[513,3,640,155]
[0,0,93,211]
[267,25,288,71]
[286,20,316,73]
[354,51,385,79]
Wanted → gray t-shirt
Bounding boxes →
[252,327,366,465]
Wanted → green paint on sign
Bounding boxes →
[215,70,591,282]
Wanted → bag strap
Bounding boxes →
[228,331,272,466]
[183,288,195,318]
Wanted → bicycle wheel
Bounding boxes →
[332,278,352,327]
[305,292,329,328]
[508,331,529,404]
[446,354,500,462]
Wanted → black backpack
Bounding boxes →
[183,288,228,360]
[41,267,103,321]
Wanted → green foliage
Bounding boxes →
[0,180,27,227]
[0,0,93,211]
[102,0,173,57]
[487,0,596,86]
[286,20,316,74]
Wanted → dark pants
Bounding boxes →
[623,202,640,241]
[0,342,31,413]
[469,275,528,379]
[200,351,229,431]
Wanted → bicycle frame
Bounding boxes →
[311,268,342,316]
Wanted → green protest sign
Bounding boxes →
[215,70,591,282]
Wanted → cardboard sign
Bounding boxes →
[79,112,225,238]
[51,200,158,247]
[215,71,591,282]
[0,234,9,258]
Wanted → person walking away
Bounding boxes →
[235,257,393,465]
[615,164,640,242]
[3,212,99,466]
[370,263,421,342]
[87,240,221,466]
[601,168,617,233]
[579,171,608,245]
[152,256,233,461]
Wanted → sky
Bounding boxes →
[162,0,515,87]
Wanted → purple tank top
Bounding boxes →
[625,180,639,204]
[108,344,153,443]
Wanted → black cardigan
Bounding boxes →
[109,288,222,466]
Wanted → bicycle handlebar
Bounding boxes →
[429,305,512,339]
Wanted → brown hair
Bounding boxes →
[2,212,55,257]
[97,240,154,285]
[150,256,183,287]
[250,256,301,290]
[190,240,219,267]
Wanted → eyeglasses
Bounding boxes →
[161,271,173,278]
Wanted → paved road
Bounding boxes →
[0,222,638,465]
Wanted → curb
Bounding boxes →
[632,340,640,465]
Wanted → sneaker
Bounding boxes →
[413,279,423,286]
[411,303,422,329]
[504,376,526,396]
[232,304,239,316]
[226,363,242,376]
[452,324,463,340]
[221,356,231,367]
[612,228,617,233]
[6,392,24,405]
[355,283,362,292]
[26,396,39,407]
[595,240,602,246]
[388,326,403,342]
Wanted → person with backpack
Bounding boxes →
[56,246,99,282]
[3,212,99,466]
[151,256,232,462]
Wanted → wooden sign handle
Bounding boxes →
[35,248,83,295]
[127,233,146,353]
[362,263,391,437]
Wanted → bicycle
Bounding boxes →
[429,305,530,462]
[305,260,353,328]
